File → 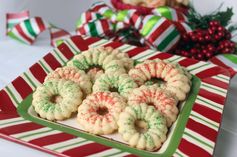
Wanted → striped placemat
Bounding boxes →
[0,36,230,157]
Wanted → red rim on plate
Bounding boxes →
[0,36,230,157]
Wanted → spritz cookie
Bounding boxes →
[32,79,83,121]
[45,66,92,97]
[77,92,126,135]
[118,103,168,151]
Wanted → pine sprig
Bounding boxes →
[187,3,234,29]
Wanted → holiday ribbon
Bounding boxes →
[6,11,70,47]
[76,1,192,52]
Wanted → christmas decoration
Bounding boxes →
[76,1,192,52]
[173,5,237,61]
[6,11,70,47]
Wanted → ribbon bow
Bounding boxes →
[6,10,70,47]
[76,1,192,52]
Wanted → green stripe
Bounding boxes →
[18,129,54,139]
[0,119,25,126]
[116,10,128,22]
[197,97,222,110]
[7,31,27,44]
[7,23,15,29]
[191,113,218,128]
[135,50,156,61]
[53,140,87,151]
[105,151,123,157]
[24,19,37,37]
[174,151,183,157]
[53,49,66,65]
[158,28,179,51]
[65,40,80,54]
[141,16,161,36]
[216,75,229,81]
[23,72,37,89]
[223,54,237,64]
[168,56,182,63]
[5,86,19,104]
[188,63,209,71]
[184,132,213,149]
[157,6,172,20]
[39,60,50,73]
[202,83,226,94]
[88,22,99,36]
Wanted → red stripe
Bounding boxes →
[127,47,148,58]
[124,154,138,157]
[0,122,44,135]
[210,57,236,77]
[43,53,62,70]
[196,66,229,79]
[0,113,19,120]
[193,103,222,123]
[202,77,229,89]
[0,90,17,112]
[149,52,173,60]
[104,41,124,49]
[101,20,111,36]
[178,58,199,67]
[84,37,101,45]
[91,4,107,12]
[70,36,89,51]
[35,17,46,32]
[57,43,74,60]
[12,76,32,99]
[29,132,75,147]
[63,142,111,156]
[178,138,212,157]
[186,118,217,142]
[85,11,92,22]
[199,88,225,105]
[50,30,69,39]
[15,24,33,44]
[6,11,29,19]
[77,26,86,35]
[29,63,47,83]
[176,11,185,21]
[148,19,172,43]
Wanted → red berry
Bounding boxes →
[225,32,231,39]
[209,20,220,27]
[190,48,198,55]
[196,53,205,60]
[206,52,214,58]
[204,35,211,41]
[208,29,214,35]
[230,42,236,48]
[217,26,225,32]
[198,36,204,43]
[214,34,221,41]
[207,44,216,52]
[223,48,231,54]
[202,49,208,54]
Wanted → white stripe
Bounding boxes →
[165,55,182,62]
[21,74,35,90]
[212,76,229,84]
[131,49,155,60]
[202,82,227,93]
[11,28,31,44]
[183,131,213,154]
[217,55,237,69]
[20,22,35,40]
[217,74,229,80]
[175,149,189,157]
[120,45,137,52]
[87,149,122,157]
[185,128,215,148]
[0,117,24,125]
[0,120,29,129]
[190,111,219,131]
[189,64,216,75]
[8,17,28,24]
[54,48,68,63]
[170,8,178,21]
[11,127,52,138]
[24,70,42,87]
[186,61,207,71]
[153,25,175,47]
[50,51,64,66]
[95,19,104,36]
[201,84,226,97]
[55,141,92,153]
[66,38,82,54]
[3,88,18,107]
[88,39,111,48]
[62,41,78,55]
[44,137,86,150]
[137,50,161,61]
[21,130,61,142]
[196,96,223,113]
[30,18,40,34]
[162,35,180,52]
[116,44,130,51]
[7,83,22,103]
[40,59,53,73]
[145,17,166,38]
